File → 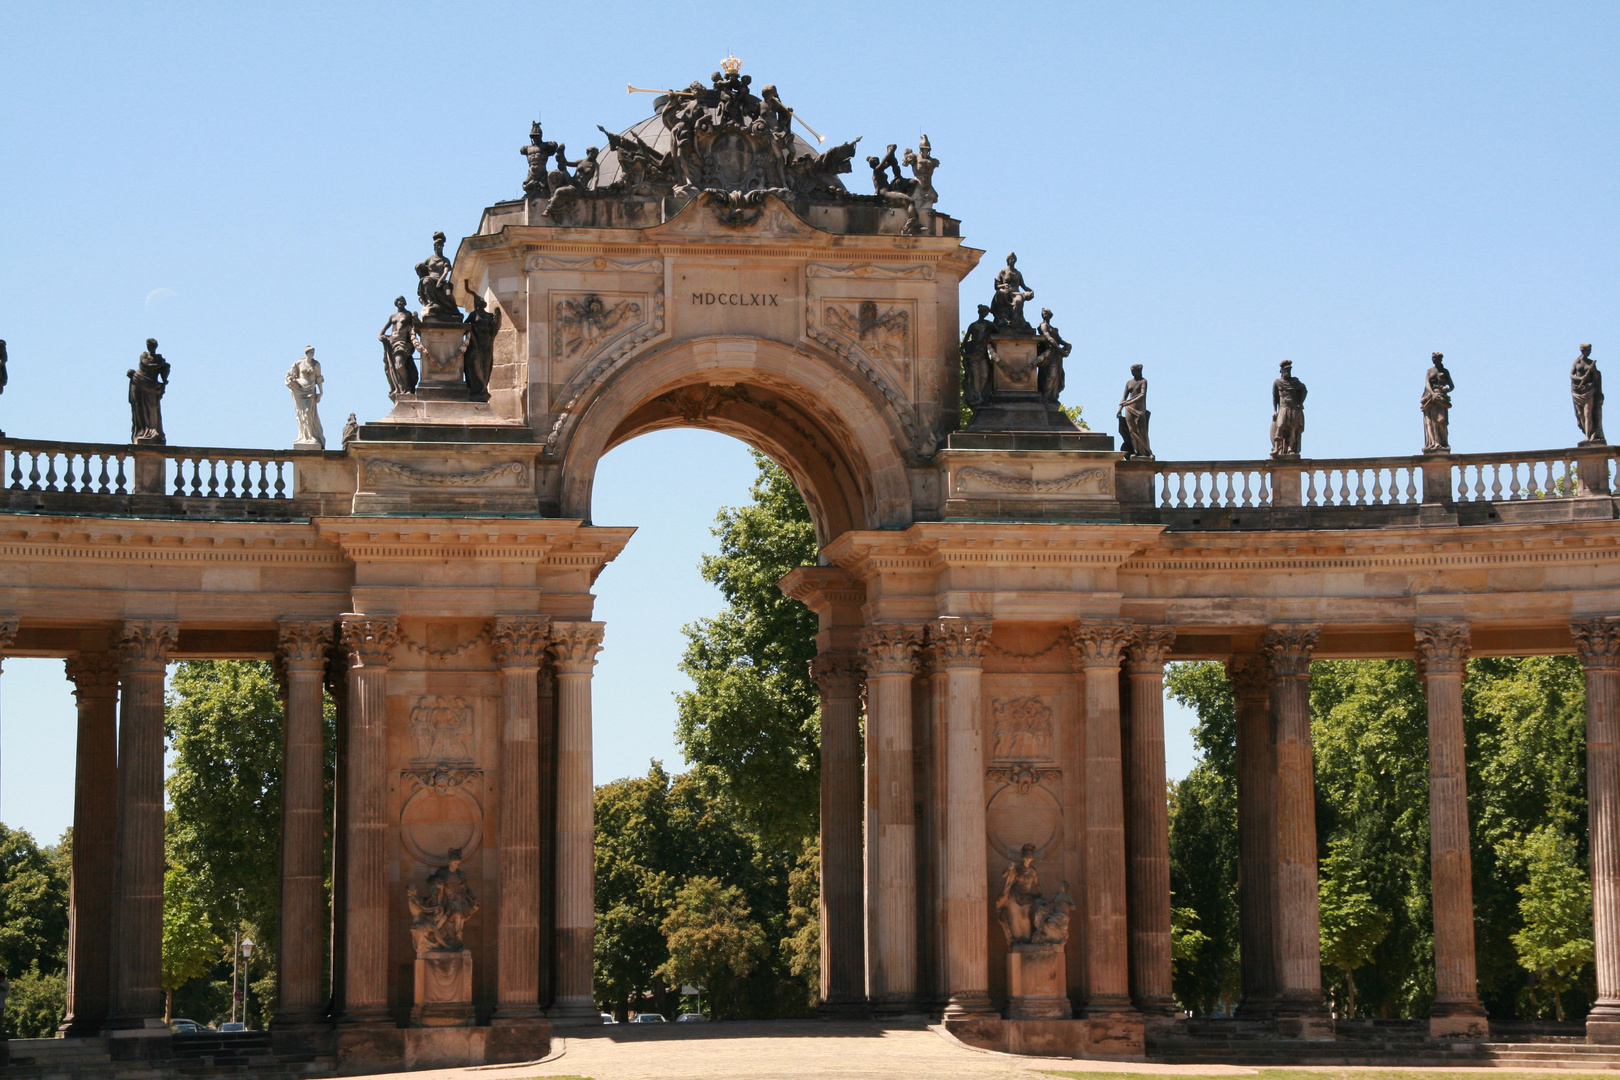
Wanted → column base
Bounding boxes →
[338,1007,397,1028]
[946,1017,1144,1059]
[1132,996,1181,1017]
[58,1017,107,1038]
[818,998,870,1018]
[869,998,927,1019]
[1235,995,1278,1019]
[1273,1007,1335,1040]
[1430,1000,1489,1040]
[491,1005,546,1025]
[105,1026,173,1061]
[271,1024,337,1057]
[942,991,998,1020]
[547,998,604,1026]
[1590,1005,1620,1044]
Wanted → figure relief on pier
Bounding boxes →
[553,294,645,360]
[820,300,912,361]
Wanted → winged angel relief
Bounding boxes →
[553,294,642,359]
[824,301,910,361]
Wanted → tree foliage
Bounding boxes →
[162,861,222,1023]
[675,451,821,848]
[658,876,770,1019]
[1317,835,1392,1017]
[0,823,69,1037]
[1509,826,1593,1020]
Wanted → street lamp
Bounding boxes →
[240,938,254,1029]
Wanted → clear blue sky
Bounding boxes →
[2,3,1617,839]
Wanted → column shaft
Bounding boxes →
[860,625,921,1012]
[1263,626,1329,1028]
[337,616,398,1026]
[549,622,604,1022]
[274,623,333,1029]
[1124,628,1176,1015]
[1574,619,1620,1042]
[1417,624,1487,1034]
[106,621,177,1032]
[1229,654,1279,1018]
[1072,622,1137,1018]
[60,651,118,1036]
[493,617,549,1022]
[934,620,994,1018]
[812,652,866,1013]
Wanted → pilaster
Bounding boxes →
[548,621,605,1024]
[491,616,550,1024]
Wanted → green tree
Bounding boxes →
[1509,825,1593,1020]
[0,823,70,982]
[658,876,770,1019]
[675,451,821,849]
[781,839,820,1006]
[162,862,221,1023]
[1318,835,1392,1017]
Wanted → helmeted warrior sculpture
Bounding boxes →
[128,338,169,445]
[520,120,557,196]
[285,345,325,449]
[903,135,939,225]
[1421,351,1454,453]
[379,296,420,400]
[1270,359,1307,459]
[991,253,1035,334]
[1574,343,1606,445]
[415,231,460,324]
[462,286,502,403]
[1034,307,1071,403]
[1119,363,1152,459]
[995,843,1074,946]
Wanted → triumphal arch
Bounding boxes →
[5,65,1620,1071]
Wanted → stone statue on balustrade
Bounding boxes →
[961,305,994,415]
[520,120,558,197]
[990,253,1035,334]
[415,231,461,325]
[1421,351,1454,454]
[0,339,8,438]
[285,346,325,450]
[379,296,421,401]
[996,843,1074,1020]
[1119,363,1152,460]
[1270,360,1307,460]
[462,287,502,403]
[342,413,358,446]
[1573,344,1606,445]
[128,338,169,446]
[902,135,939,223]
[1034,307,1071,404]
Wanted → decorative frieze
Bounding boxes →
[364,460,530,489]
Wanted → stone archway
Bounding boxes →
[558,335,917,545]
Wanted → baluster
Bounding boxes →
[1192,471,1207,508]
[1333,469,1349,506]
[253,461,267,498]
[1404,467,1418,504]
[273,460,287,499]
[95,454,110,494]
[1303,469,1317,506]
[1354,468,1369,506]
[1260,469,1273,505]
[1170,471,1184,508]
[1468,464,1485,501]
[205,459,219,497]
[175,458,189,495]
[114,455,128,494]
[1370,468,1385,506]
[1507,461,1525,500]
[43,453,59,492]
[61,453,77,492]
[8,448,20,489]
[1238,470,1253,508]
[225,460,240,498]
[26,451,41,492]
[1488,463,1505,501]
[1217,471,1232,508]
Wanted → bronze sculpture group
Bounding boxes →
[371,234,504,405]
[407,847,480,956]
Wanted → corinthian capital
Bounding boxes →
[1126,626,1177,673]
[65,651,119,697]
[1070,620,1135,669]
[810,651,863,697]
[340,615,400,668]
[858,624,922,676]
[278,620,335,670]
[1225,652,1270,704]
[117,620,179,671]
[492,615,551,668]
[1572,618,1620,671]
[929,618,993,669]
[1262,625,1320,678]
[549,621,605,674]
[1414,623,1470,677]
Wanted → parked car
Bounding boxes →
[220,1022,247,1032]
[629,1013,666,1023]
[676,1012,707,1022]
[169,1018,204,1033]
[599,1013,618,1024]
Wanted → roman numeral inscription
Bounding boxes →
[690,292,780,306]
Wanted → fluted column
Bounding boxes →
[812,650,866,1014]
[336,616,398,1026]
[549,621,604,1023]
[1263,625,1329,1032]
[272,622,333,1031]
[60,650,119,1036]
[1228,653,1279,1018]
[859,623,923,1012]
[1574,618,1620,1044]
[932,619,996,1018]
[492,616,550,1023]
[106,620,178,1033]
[1124,627,1177,1015]
[1071,621,1138,1018]
[1415,623,1487,1037]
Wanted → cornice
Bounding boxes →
[0,522,343,565]
[314,519,634,565]
[825,524,1163,576]
[1127,531,1620,574]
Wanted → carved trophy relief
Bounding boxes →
[409,695,474,762]
[553,294,645,359]
[991,696,1055,763]
[822,300,911,361]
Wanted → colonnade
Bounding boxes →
[809,615,1620,1037]
[32,614,604,1042]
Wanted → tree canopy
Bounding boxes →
[0,823,70,1037]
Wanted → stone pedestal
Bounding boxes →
[1007,943,1071,1020]
[414,324,469,401]
[412,952,474,1027]
[963,335,1078,433]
